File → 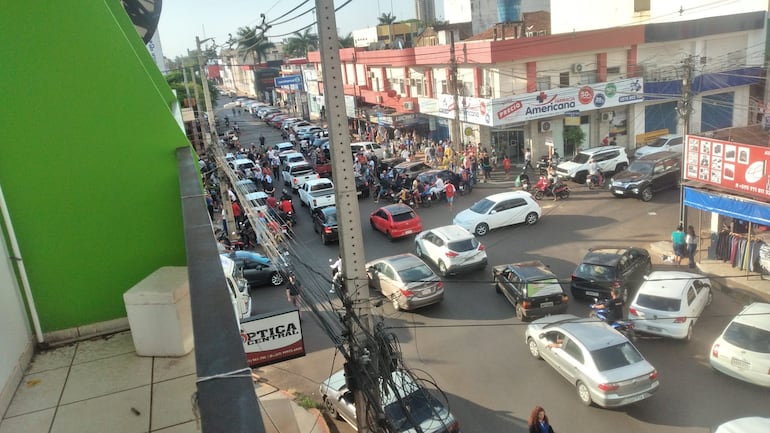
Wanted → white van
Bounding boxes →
[231,158,256,173]
[220,255,252,322]
[350,141,385,159]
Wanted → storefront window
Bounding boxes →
[491,129,525,162]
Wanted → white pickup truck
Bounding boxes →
[282,161,319,193]
[298,178,335,212]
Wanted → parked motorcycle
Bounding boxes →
[589,299,637,342]
[518,172,531,192]
[587,171,605,190]
[536,155,561,175]
[533,175,570,200]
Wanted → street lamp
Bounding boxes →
[196,36,218,148]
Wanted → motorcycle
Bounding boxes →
[587,170,605,190]
[518,172,531,192]
[537,155,561,175]
[589,299,636,342]
[533,176,570,200]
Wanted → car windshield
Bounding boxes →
[447,238,478,252]
[723,322,770,353]
[397,264,434,283]
[324,212,338,225]
[392,211,417,222]
[469,199,494,214]
[571,153,591,164]
[383,389,445,431]
[591,342,644,371]
[628,161,654,175]
[635,294,681,312]
[649,138,667,147]
[237,181,258,194]
[575,263,616,280]
[526,279,563,297]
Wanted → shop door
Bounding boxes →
[492,130,525,162]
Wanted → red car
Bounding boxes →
[369,204,423,240]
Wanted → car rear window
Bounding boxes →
[635,294,681,312]
[723,322,770,353]
[392,211,417,222]
[526,279,563,297]
[591,342,644,371]
[398,264,433,283]
[575,263,616,280]
[447,238,478,252]
[384,388,445,431]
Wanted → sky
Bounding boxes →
[157,0,445,59]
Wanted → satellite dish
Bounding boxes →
[122,0,163,44]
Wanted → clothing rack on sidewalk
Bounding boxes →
[714,224,767,275]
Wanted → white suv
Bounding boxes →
[634,134,683,159]
[415,225,488,276]
[556,146,629,184]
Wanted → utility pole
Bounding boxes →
[677,54,695,227]
[449,32,462,154]
[196,36,219,148]
[315,1,379,432]
[189,66,206,154]
[181,66,202,153]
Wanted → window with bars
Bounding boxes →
[536,76,552,91]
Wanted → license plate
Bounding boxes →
[647,326,662,332]
[615,190,624,195]
[540,302,554,308]
[586,291,599,297]
[404,230,413,235]
[622,393,649,404]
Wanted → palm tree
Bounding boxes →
[283,29,319,58]
[378,13,397,24]
[339,32,354,48]
[235,25,275,66]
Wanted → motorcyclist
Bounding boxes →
[546,165,560,200]
[279,191,295,214]
[588,158,603,186]
[594,288,625,324]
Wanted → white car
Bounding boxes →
[220,255,251,321]
[634,134,683,158]
[453,191,540,236]
[710,302,770,387]
[415,225,487,276]
[629,271,712,341]
[298,178,335,211]
[714,417,770,433]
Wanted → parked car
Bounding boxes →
[394,161,433,178]
[235,179,259,194]
[299,178,335,212]
[366,253,444,311]
[219,255,252,321]
[570,247,652,300]
[222,251,285,288]
[710,302,770,387]
[319,368,461,433]
[417,169,461,189]
[610,151,681,201]
[274,141,295,154]
[493,261,569,321]
[556,146,629,184]
[350,141,386,159]
[634,134,683,158]
[453,191,540,236]
[280,151,306,166]
[370,204,423,240]
[628,271,712,341]
[282,161,319,192]
[525,314,660,407]
[414,225,487,276]
[379,156,405,173]
[312,206,338,245]
[714,417,770,433]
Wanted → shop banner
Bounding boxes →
[241,309,305,367]
[684,135,770,201]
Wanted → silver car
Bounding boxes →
[415,225,487,276]
[319,368,461,433]
[366,254,444,311]
[525,314,660,408]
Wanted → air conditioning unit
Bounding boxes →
[539,120,552,133]
[403,101,414,110]
[601,112,613,122]
[375,95,383,104]
[572,63,584,73]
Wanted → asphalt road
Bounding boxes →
[212,103,770,433]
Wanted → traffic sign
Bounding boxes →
[274,75,302,87]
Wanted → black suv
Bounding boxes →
[312,206,338,245]
[493,261,569,321]
[570,247,652,300]
[610,151,681,201]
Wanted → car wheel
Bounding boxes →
[386,230,394,241]
[438,260,448,277]
[640,186,653,202]
[474,223,489,236]
[644,260,652,275]
[706,289,713,306]
[323,398,340,419]
[515,304,525,321]
[577,381,593,406]
[415,244,423,258]
[575,171,588,184]
[300,199,306,207]
[684,324,693,342]
[525,212,539,225]
[527,337,541,359]
[270,272,284,286]
[370,219,376,230]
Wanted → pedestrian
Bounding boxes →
[524,148,534,171]
[286,273,301,310]
[671,224,686,267]
[528,406,556,433]
[503,155,511,179]
[259,134,266,151]
[444,180,456,210]
[686,225,698,269]
[205,193,214,220]
[221,207,228,236]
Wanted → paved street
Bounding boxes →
[210,103,770,433]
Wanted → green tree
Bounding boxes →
[235,25,275,65]
[339,32,354,48]
[563,126,586,155]
[283,29,319,58]
[378,12,397,24]
[164,65,218,111]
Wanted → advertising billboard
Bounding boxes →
[684,135,770,201]
[241,309,305,367]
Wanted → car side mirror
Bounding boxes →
[490,210,497,214]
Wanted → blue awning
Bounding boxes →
[684,187,770,226]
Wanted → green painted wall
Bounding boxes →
[0,2,190,331]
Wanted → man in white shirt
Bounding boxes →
[429,176,445,197]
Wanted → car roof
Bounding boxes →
[394,161,425,168]
[321,206,337,215]
[732,302,770,329]
[233,158,253,164]
[560,320,627,350]
[305,178,332,186]
[227,251,269,262]
[430,224,473,240]
[287,161,311,167]
[638,271,706,298]
[378,253,425,271]
[383,203,414,214]
[636,151,681,161]
[579,145,624,154]
[582,247,633,266]
[501,261,556,281]
[245,191,268,200]
[483,190,533,202]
